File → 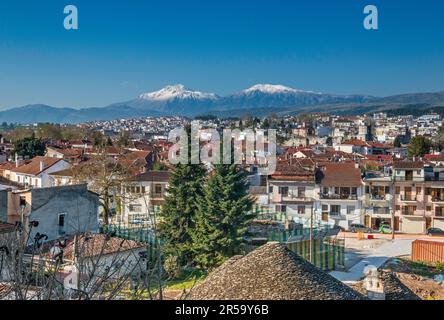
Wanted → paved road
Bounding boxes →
[330,238,414,284]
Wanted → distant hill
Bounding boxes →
[1,85,444,123]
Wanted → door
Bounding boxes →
[364,215,371,228]
[394,217,400,231]
[426,217,432,230]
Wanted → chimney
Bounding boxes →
[40,161,45,172]
[363,266,386,300]
[15,153,21,168]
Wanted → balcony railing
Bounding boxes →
[393,176,424,182]
[400,195,417,202]
[151,192,164,199]
[368,194,389,201]
[435,211,444,217]
[320,194,358,200]
[328,212,346,220]
[431,197,444,203]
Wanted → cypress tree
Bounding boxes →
[158,163,206,266]
[192,164,255,270]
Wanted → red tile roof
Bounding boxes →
[393,160,424,169]
[319,163,362,187]
[11,156,64,175]
[424,154,444,161]
[342,139,368,147]
[0,222,15,234]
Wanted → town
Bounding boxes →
[1,111,443,300]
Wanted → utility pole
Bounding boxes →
[390,191,395,240]
[309,200,314,263]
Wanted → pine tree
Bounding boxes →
[191,164,255,270]
[158,163,206,265]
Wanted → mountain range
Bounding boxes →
[1,84,444,124]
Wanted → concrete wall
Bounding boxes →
[27,184,99,243]
[0,189,7,222]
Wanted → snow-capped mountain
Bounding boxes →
[216,84,371,111]
[242,84,319,95]
[0,83,381,123]
[139,84,218,101]
[109,84,219,115]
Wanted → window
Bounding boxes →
[385,186,390,194]
[417,170,421,175]
[297,205,305,214]
[416,187,422,194]
[347,206,355,215]
[141,186,146,194]
[260,175,267,186]
[297,187,306,198]
[276,205,287,213]
[351,187,357,195]
[19,196,27,208]
[323,187,329,194]
[395,205,400,211]
[58,213,67,236]
[129,204,142,212]
[278,187,289,197]
[58,214,66,227]
[395,186,400,194]
[331,205,340,215]
[269,185,273,193]
[426,188,431,196]
[426,206,432,212]
[365,186,370,194]
[155,184,162,194]
[135,186,141,194]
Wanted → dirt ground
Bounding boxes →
[382,257,444,300]
[354,256,444,300]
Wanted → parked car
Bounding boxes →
[426,228,444,236]
[349,223,373,233]
[379,223,393,234]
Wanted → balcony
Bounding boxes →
[435,211,444,217]
[328,212,346,220]
[151,192,164,199]
[320,194,358,200]
[400,195,417,202]
[273,193,312,203]
[401,210,417,216]
[431,197,444,203]
[393,176,424,182]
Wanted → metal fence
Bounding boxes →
[412,239,444,263]
[100,223,160,262]
[287,238,345,272]
[267,226,345,271]
[252,206,287,222]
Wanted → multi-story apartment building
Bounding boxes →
[393,160,427,233]
[317,163,363,230]
[268,161,316,225]
[424,165,444,231]
[121,170,170,225]
[363,171,393,229]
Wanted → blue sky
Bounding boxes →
[0,0,444,109]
